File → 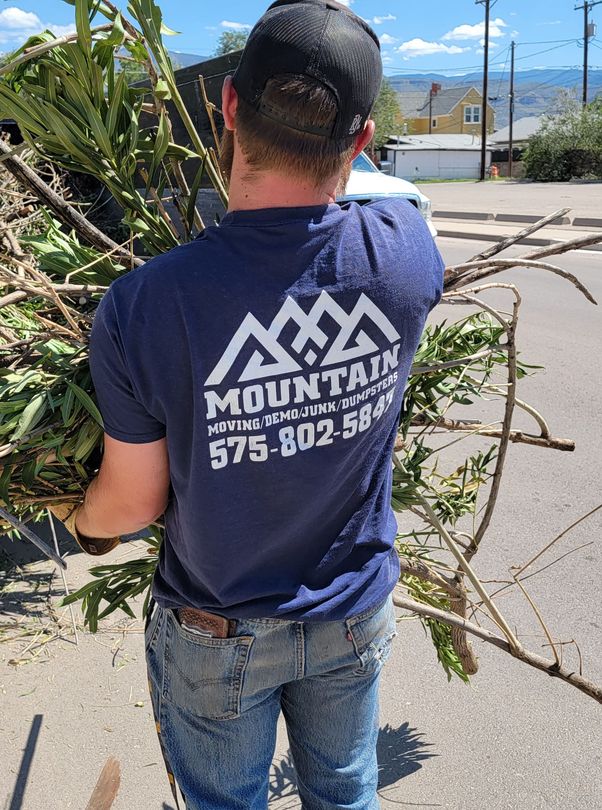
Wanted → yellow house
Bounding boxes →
[397,86,495,137]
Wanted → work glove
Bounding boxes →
[49,502,121,556]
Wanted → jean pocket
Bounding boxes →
[162,609,255,720]
[345,595,397,677]
[144,602,163,653]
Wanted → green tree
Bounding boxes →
[118,59,148,84]
[0,49,19,68]
[371,78,402,153]
[214,30,248,56]
[524,90,602,181]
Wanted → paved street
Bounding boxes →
[1,238,601,810]
[418,180,602,222]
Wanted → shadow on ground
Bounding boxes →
[0,521,145,621]
[268,721,437,807]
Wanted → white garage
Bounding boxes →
[384,134,492,181]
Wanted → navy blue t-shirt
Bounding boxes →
[89,199,444,621]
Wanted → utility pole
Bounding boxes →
[508,40,516,179]
[428,88,433,134]
[428,83,440,135]
[476,0,491,181]
[576,1,602,107]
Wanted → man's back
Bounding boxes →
[91,198,443,620]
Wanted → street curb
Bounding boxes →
[495,213,572,226]
[434,211,576,227]
[436,228,602,252]
[433,211,495,222]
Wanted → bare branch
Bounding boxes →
[392,588,602,704]
[0,140,144,267]
[410,414,575,451]
[466,208,572,263]
[446,258,597,305]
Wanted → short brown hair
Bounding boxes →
[227,75,357,187]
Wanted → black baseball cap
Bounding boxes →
[232,0,382,140]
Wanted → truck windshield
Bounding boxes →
[351,153,378,173]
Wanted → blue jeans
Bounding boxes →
[145,593,397,810]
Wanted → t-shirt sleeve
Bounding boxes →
[427,236,445,312]
[372,196,445,313]
[89,289,166,444]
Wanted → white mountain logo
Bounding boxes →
[205,291,401,387]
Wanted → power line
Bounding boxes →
[493,45,511,100]
[381,41,581,76]
[514,41,579,61]
[506,66,583,98]
[514,37,584,45]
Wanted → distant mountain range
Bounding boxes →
[387,69,602,130]
[161,55,602,131]
[168,51,209,68]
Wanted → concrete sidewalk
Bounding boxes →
[418,180,602,251]
[417,180,602,224]
[434,219,602,252]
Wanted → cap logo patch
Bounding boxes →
[348,114,362,135]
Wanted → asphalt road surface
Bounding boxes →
[2,238,601,810]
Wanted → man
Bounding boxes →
[66,1,444,807]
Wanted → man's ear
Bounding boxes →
[222,76,238,131]
[351,119,376,160]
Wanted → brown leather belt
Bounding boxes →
[177,607,237,638]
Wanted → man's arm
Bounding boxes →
[75,435,170,539]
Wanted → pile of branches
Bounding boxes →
[0,0,601,704]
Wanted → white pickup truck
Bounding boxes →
[340,152,436,238]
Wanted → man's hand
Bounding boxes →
[49,435,169,556]
[49,502,121,556]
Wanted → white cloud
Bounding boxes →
[0,7,39,29]
[47,23,77,37]
[220,20,251,31]
[373,14,396,24]
[397,38,470,58]
[539,20,562,26]
[379,33,397,45]
[337,0,353,6]
[0,7,77,46]
[443,18,508,41]
[475,40,500,55]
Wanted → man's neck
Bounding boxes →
[227,166,339,213]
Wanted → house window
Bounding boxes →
[464,105,481,124]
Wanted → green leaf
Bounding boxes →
[160,22,180,36]
[73,421,103,462]
[147,110,170,188]
[11,393,46,442]
[66,381,104,428]
[153,78,171,100]
[106,66,127,138]
[106,12,126,47]
[60,386,76,426]
[75,0,92,52]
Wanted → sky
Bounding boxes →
[1,1,601,76]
